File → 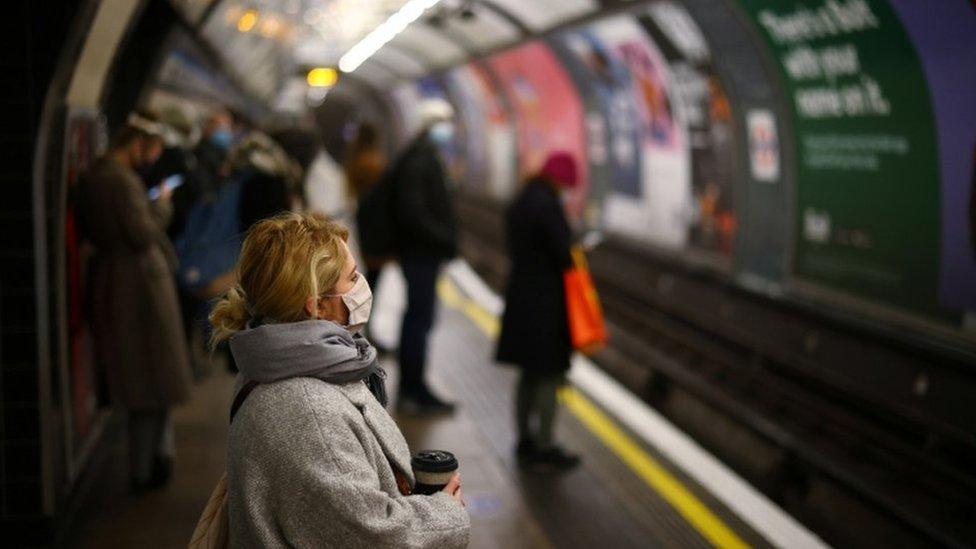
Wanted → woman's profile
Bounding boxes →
[209,212,469,548]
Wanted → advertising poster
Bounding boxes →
[488,41,589,221]
[590,15,691,249]
[445,66,489,193]
[736,0,945,316]
[445,64,517,199]
[62,108,104,455]
[551,28,641,231]
[882,0,976,314]
[641,2,737,255]
[747,110,780,183]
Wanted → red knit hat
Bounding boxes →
[539,151,578,188]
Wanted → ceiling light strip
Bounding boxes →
[338,0,442,73]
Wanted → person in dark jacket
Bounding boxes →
[496,151,581,470]
[390,100,459,414]
[345,123,389,290]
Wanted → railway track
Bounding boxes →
[455,193,976,548]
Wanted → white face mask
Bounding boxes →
[324,273,373,332]
[429,121,455,144]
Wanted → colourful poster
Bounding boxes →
[590,15,691,249]
[551,28,641,231]
[445,64,517,200]
[640,2,737,255]
[488,41,589,221]
[736,0,946,316]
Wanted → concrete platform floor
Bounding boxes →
[64,279,767,548]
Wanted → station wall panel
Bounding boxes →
[733,0,976,332]
[383,0,976,345]
[487,41,590,223]
[444,64,517,199]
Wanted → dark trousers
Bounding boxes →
[516,371,564,449]
[128,409,172,483]
[398,257,441,396]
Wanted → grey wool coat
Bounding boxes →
[78,156,192,410]
[227,377,471,548]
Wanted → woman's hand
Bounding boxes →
[441,472,465,507]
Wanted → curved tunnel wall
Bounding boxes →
[11,0,976,540]
[353,0,976,349]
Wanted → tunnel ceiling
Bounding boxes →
[184,0,603,104]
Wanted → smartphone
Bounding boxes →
[148,174,184,200]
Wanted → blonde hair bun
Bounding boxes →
[208,212,349,347]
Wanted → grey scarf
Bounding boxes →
[229,319,387,406]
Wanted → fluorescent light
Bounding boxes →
[338,0,442,73]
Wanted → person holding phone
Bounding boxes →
[147,174,184,201]
[77,111,193,492]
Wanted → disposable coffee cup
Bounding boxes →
[411,450,459,495]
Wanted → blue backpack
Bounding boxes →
[173,178,243,292]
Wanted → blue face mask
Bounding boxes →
[209,128,234,150]
[429,122,455,145]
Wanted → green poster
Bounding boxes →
[735,0,941,314]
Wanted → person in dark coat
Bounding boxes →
[78,112,193,491]
[496,151,581,470]
[390,100,459,414]
[344,123,388,290]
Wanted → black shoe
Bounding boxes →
[397,391,456,416]
[525,446,581,471]
[515,438,537,465]
[149,455,173,488]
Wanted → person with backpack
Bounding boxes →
[386,99,459,414]
[77,111,193,492]
[201,212,469,548]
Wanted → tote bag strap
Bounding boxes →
[230,380,261,424]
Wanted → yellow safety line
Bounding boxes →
[437,276,750,549]
[437,278,500,337]
[559,387,749,549]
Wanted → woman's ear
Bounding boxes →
[304,296,318,318]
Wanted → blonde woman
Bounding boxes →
[210,212,469,548]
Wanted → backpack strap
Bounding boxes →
[230,380,260,424]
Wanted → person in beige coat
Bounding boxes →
[209,212,470,548]
[78,112,192,491]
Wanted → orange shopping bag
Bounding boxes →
[564,246,608,354]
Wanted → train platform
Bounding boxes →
[64,262,826,549]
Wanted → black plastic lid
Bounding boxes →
[411,450,458,473]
